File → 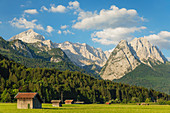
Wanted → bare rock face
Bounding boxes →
[100,40,140,80]
[130,37,167,65]
[104,51,111,59]
[55,41,109,67]
[9,29,45,43]
[100,38,167,80]
[9,29,109,67]
[50,57,62,63]
[10,40,34,58]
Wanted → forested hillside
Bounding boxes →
[0,37,101,79]
[0,54,169,103]
[114,63,170,94]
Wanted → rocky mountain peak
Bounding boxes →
[129,37,167,64]
[100,38,167,80]
[56,41,109,67]
[100,40,140,80]
[9,29,45,43]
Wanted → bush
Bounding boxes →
[166,101,170,105]
[145,98,151,103]
[110,98,121,104]
[122,99,128,104]
[130,97,140,103]
[157,99,166,105]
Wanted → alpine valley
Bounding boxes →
[1,29,170,94]
[1,29,110,78]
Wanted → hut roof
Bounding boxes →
[64,100,74,103]
[74,101,84,104]
[51,100,61,103]
[14,92,43,102]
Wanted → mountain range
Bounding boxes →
[9,29,110,68]
[1,29,170,94]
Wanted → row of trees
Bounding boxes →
[0,54,169,103]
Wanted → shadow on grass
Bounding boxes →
[42,107,73,110]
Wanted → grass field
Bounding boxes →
[0,103,170,113]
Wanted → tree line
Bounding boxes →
[0,54,169,103]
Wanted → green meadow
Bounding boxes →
[0,103,170,113]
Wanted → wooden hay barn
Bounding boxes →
[74,101,84,104]
[141,103,149,105]
[64,100,74,104]
[51,100,62,107]
[15,92,42,109]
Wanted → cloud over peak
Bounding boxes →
[68,1,80,9]
[92,26,146,45]
[73,5,143,30]
[144,31,170,49]
[46,26,54,33]
[9,17,44,30]
[24,9,38,14]
[49,4,66,13]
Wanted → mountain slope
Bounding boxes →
[9,29,45,43]
[100,40,140,80]
[56,41,108,67]
[0,53,168,103]
[0,36,84,72]
[114,62,170,94]
[130,37,167,65]
[9,29,109,68]
[100,38,167,80]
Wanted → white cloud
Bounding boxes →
[73,5,143,30]
[46,26,54,33]
[9,17,44,30]
[40,6,48,12]
[20,5,25,7]
[167,57,170,61]
[92,26,146,45]
[58,30,62,34]
[24,9,38,14]
[49,4,66,13]
[72,20,76,23]
[68,1,80,10]
[63,30,74,35]
[0,21,2,24]
[61,25,68,29]
[144,31,170,49]
[78,11,97,20]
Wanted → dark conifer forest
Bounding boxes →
[0,54,169,103]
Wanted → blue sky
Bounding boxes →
[0,0,170,60]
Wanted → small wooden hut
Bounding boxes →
[74,101,84,104]
[51,100,62,107]
[141,103,149,105]
[136,103,140,105]
[105,102,111,105]
[64,100,74,104]
[15,92,42,109]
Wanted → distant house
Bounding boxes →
[136,103,140,105]
[141,103,149,105]
[15,92,43,109]
[51,100,62,107]
[64,100,74,104]
[74,101,84,104]
[105,102,111,105]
